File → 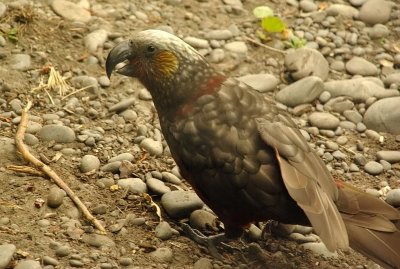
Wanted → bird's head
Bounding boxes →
[106,30,222,115]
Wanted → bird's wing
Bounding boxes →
[255,116,349,251]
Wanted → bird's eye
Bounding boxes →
[146,45,156,54]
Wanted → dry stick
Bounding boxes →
[15,101,106,234]
[244,37,286,54]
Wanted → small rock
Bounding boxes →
[189,209,218,231]
[285,48,329,81]
[248,224,262,241]
[146,177,171,195]
[308,112,340,130]
[238,74,279,92]
[376,151,400,163]
[109,153,134,163]
[80,155,100,173]
[14,260,41,269]
[100,161,121,173]
[385,189,400,207]
[194,258,213,269]
[0,244,16,269]
[109,98,137,113]
[149,247,173,263]
[42,256,59,266]
[81,234,115,248]
[140,138,163,156]
[183,37,209,49]
[276,76,324,107]
[84,29,108,53]
[161,172,182,184]
[117,178,147,194]
[155,221,174,240]
[363,97,400,134]
[364,161,383,175]
[51,0,91,22]
[359,0,391,25]
[224,41,248,55]
[345,57,378,76]
[10,54,31,71]
[38,125,76,143]
[301,242,337,258]
[47,187,65,208]
[161,191,204,218]
[326,4,358,18]
[205,29,233,40]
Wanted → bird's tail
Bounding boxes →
[336,182,400,269]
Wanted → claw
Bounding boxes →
[181,223,240,259]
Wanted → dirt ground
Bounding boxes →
[0,0,399,268]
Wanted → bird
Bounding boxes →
[106,29,400,269]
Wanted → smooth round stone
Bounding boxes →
[237,74,279,93]
[336,136,348,145]
[205,29,233,40]
[92,204,107,215]
[343,110,363,123]
[100,161,121,173]
[161,172,181,184]
[209,49,225,63]
[80,155,100,173]
[51,0,91,22]
[359,0,391,25]
[301,242,337,258]
[189,209,218,231]
[38,125,76,143]
[376,151,400,163]
[308,112,340,130]
[117,178,147,194]
[149,247,173,263]
[345,57,378,76]
[146,177,170,195]
[368,24,389,39]
[161,191,204,218]
[0,244,16,269]
[55,246,71,257]
[108,97,137,113]
[15,260,42,269]
[194,258,213,269]
[319,91,331,103]
[385,189,400,207]
[120,109,137,121]
[81,234,115,248]
[154,221,174,240]
[224,41,248,55]
[140,138,163,156]
[299,0,317,12]
[24,133,39,145]
[138,89,152,101]
[42,256,59,266]
[364,97,400,134]
[108,153,134,163]
[84,29,107,53]
[183,36,209,49]
[364,161,383,175]
[326,4,358,19]
[119,258,133,266]
[47,187,65,208]
[69,260,84,267]
[10,54,31,71]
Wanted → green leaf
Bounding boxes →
[253,6,274,19]
[261,16,286,33]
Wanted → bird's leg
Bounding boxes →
[181,223,241,259]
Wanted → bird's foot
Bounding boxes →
[181,223,240,259]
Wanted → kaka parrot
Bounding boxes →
[106,29,400,268]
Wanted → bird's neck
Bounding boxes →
[143,65,226,120]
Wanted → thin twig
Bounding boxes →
[316,134,356,155]
[15,101,106,234]
[61,85,93,100]
[244,37,286,54]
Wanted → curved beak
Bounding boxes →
[105,40,135,78]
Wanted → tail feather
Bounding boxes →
[345,222,400,269]
[336,183,400,269]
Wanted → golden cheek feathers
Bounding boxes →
[153,50,179,77]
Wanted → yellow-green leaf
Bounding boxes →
[261,16,286,33]
[253,6,274,19]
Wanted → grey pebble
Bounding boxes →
[51,0,91,22]
[98,76,110,87]
[380,160,391,171]
[276,76,324,107]
[189,209,218,231]
[364,97,400,135]
[205,29,233,40]
[119,257,133,266]
[238,74,279,93]
[224,41,248,55]
[138,88,152,101]
[385,189,400,207]
[183,37,209,49]
[368,24,389,39]
[149,247,173,263]
[345,57,378,76]
[47,187,65,209]
[308,112,340,130]
[161,190,204,218]
[364,161,383,175]
[343,110,363,124]
[376,151,400,163]
[365,129,381,141]
[55,245,71,257]
[81,234,115,248]
[24,133,39,145]
[146,177,171,195]
[84,29,108,53]
[10,54,31,71]
[209,49,225,63]
[285,48,329,81]
[120,109,137,121]
[92,204,107,215]
[194,258,213,269]
[0,244,16,269]
[331,100,354,114]
[161,172,181,184]
[109,97,137,113]
[118,178,147,194]
[0,3,6,19]
[38,125,76,143]
[70,76,98,94]
[69,259,84,267]
[155,221,174,240]
[336,136,348,145]
[359,0,391,25]
[332,150,346,160]
[15,260,42,269]
[326,4,358,19]
[140,138,163,156]
[80,155,100,173]
[42,256,59,266]
[109,153,134,163]
[100,161,121,173]
[349,163,360,172]
[299,0,317,12]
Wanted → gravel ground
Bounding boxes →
[0,0,400,268]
